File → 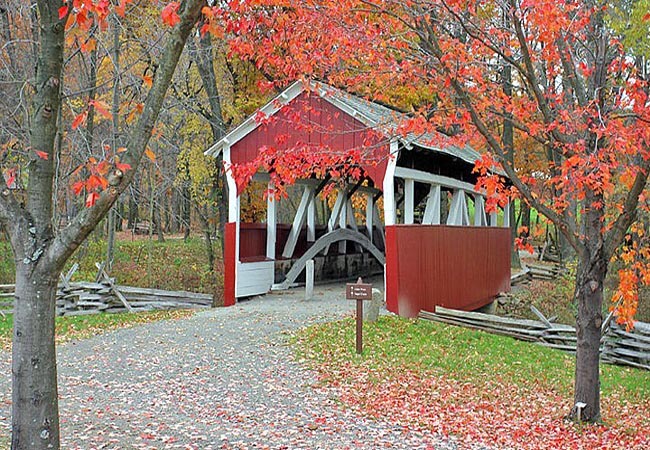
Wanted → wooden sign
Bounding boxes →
[346,282,372,300]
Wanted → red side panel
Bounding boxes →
[231,91,389,193]
[384,225,400,315]
[388,225,511,318]
[224,222,237,307]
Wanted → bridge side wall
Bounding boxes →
[385,225,511,318]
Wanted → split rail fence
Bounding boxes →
[419,306,650,371]
[0,264,212,316]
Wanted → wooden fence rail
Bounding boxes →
[419,306,650,371]
[0,281,212,317]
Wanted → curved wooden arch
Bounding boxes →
[275,228,386,290]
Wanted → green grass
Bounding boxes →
[295,316,650,402]
[0,236,221,293]
[0,309,194,351]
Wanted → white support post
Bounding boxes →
[422,185,441,225]
[266,183,276,259]
[305,259,314,300]
[474,195,487,227]
[382,141,399,226]
[490,210,498,227]
[307,193,316,242]
[366,193,374,243]
[282,186,314,259]
[404,178,415,224]
[504,200,511,228]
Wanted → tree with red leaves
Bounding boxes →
[0,1,205,448]
[214,0,650,423]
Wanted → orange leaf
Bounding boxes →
[142,74,153,88]
[72,111,88,129]
[161,2,181,27]
[81,38,96,53]
[35,150,49,160]
[89,100,112,120]
[72,181,85,196]
[144,147,156,162]
[116,0,127,17]
[116,162,131,172]
[58,5,69,20]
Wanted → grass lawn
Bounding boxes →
[295,316,650,449]
[0,236,221,293]
[0,309,194,352]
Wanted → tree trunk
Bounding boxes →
[11,265,60,449]
[190,31,227,256]
[501,48,520,269]
[1,2,206,448]
[182,180,191,241]
[128,191,138,231]
[570,187,607,423]
[571,254,606,423]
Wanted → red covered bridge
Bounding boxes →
[205,81,511,317]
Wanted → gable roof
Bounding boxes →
[204,80,483,169]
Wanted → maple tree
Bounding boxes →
[216,0,650,423]
[0,1,206,448]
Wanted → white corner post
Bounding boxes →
[366,193,374,243]
[224,146,240,264]
[383,141,399,226]
[266,182,277,259]
[404,178,415,224]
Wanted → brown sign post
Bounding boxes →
[346,277,373,354]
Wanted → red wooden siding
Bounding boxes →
[385,225,511,317]
[231,91,389,192]
[224,222,237,306]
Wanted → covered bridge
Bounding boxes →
[205,81,511,317]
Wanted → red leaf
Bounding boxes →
[161,2,181,27]
[4,168,16,188]
[72,111,88,129]
[58,5,69,20]
[85,192,100,208]
[89,100,112,120]
[644,13,650,22]
[72,181,85,196]
[115,162,131,172]
[35,150,49,160]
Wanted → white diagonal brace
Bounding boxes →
[282,186,314,258]
[422,185,441,225]
[474,195,487,227]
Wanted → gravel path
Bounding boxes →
[0,282,455,449]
